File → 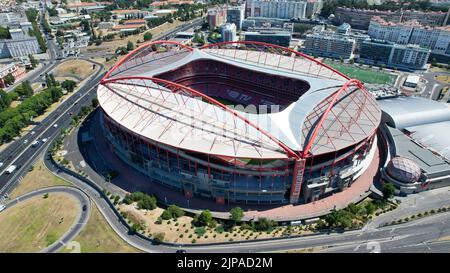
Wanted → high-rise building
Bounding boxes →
[227,4,245,30]
[207,7,226,30]
[302,33,355,60]
[305,0,323,19]
[246,0,307,20]
[221,23,237,42]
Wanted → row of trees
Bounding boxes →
[25,8,47,52]
[0,85,63,143]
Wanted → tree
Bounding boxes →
[126,41,135,51]
[192,210,213,227]
[28,54,38,68]
[253,217,277,231]
[61,80,77,92]
[0,26,10,39]
[143,32,153,41]
[382,182,396,199]
[91,98,99,108]
[229,207,244,224]
[16,80,33,97]
[3,73,15,86]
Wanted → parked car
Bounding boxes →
[42,138,48,143]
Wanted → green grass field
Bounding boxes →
[324,61,397,85]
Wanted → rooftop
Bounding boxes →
[378,96,450,129]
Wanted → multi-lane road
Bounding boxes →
[0,59,105,197]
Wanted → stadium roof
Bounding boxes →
[378,96,450,129]
[99,41,381,159]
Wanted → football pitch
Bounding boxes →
[325,62,397,85]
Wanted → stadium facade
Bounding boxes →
[98,41,381,205]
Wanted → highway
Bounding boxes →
[0,59,105,197]
[2,186,91,253]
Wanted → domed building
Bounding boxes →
[382,156,426,194]
[386,157,422,184]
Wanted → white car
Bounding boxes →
[53,124,58,128]
[0,162,3,168]
[30,131,35,135]
[31,140,39,147]
[23,139,28,144]
[42,138,48,143]
[0,204,5,212]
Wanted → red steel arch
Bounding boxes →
[102,40,194,81]
[200,40,351,81]
[302,78,371,157]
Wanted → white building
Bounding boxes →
[0,38,41,58]
[246,0,307,20]
[303,33,356,60]
[368,16,450,57]
[221,23,237,42]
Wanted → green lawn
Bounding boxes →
[324,61,397,85]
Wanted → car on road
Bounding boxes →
[31,140,39,147]
[42,138,48,143]
[82,204,87,211]
[176,249,187,253]
[23,139,28,144]
[0,204,5,212]
[30,131,35,135]
[53,124,58,128]
[5,165,17,174]
[0,162,3,168]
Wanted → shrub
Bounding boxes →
[191,239,196,243]
[194,227,206,237]
[153,233,165,244]
[215,225,225,234]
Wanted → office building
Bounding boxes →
[244,30,291,46]
[227,4,245,30]
[303,33,355,59]
[246,0,307,20]
[360,39,430,70]
[221,23,237,42]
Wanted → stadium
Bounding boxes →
[97,40,381,205]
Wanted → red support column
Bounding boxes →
[289,159,306,204]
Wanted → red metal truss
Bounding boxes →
[302,79,380,157]
[200,40,351,81]
[102,40,194,81]
[101,76,301,160]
